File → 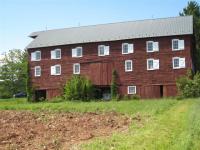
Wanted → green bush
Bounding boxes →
[176,71,200,98]
[111,69,118,99]
[63,75,94,101]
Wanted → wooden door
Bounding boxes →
[89,62,112,85]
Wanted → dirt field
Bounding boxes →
[0,111,131,150]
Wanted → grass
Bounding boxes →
[0,98,200,150]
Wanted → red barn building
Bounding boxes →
[26,16,194,100]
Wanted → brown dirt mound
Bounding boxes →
[0,111,131,150]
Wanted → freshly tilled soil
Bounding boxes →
[0,111,131,150]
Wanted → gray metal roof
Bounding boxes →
[26,16,193,49]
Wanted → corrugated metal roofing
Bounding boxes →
[26,16,193,49]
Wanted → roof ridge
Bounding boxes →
[30,15,193,34]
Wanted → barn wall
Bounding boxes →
[28,35,193,99]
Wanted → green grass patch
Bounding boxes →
[0,98,200,149]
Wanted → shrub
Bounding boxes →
[111,69,118,99]
[176,70,200,98]
[130,94,140,100]
[63,75,94,101]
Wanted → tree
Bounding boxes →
[180,1,200,71]
[111,69,118,99]
[0,49,27,98]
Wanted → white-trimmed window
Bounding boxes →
[147,59,159,70]
[172,39,185,51]
[51,49,61,59]
[98,45,109,56]
[125,60,133,72]
[122,43,134,54]
[146,41,159,52]
[31,51,41,61]
[72,47,82,57]
[51,65,61,75]
[34,66,41,77]
[73,63,80,74]
[172,57,186,69]
[128,86,136,94]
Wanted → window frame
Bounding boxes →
[122,43,134,54]
[146,41,159,52]
[31,51,41,61]
[51,49,61,59]
[147,59,154,70]
[34,66,41,77]
[146,41,154,52]
[73,63,80,74]
[51,64,61,76]
[147,58,159,70]
[125,60,133,72]
[127,86,136,95]
[98,45,109,56]
[172,57,186,69]
[72,47,83,58]
[172,39,185,51]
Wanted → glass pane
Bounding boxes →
[55,66,60,74]
[126,62,131,70]
[148,42,153,51]
[77,48,82,56]
[173,40,179,49]
[148,60,153,69]
[99,46,104,55]
[36,52,40,60]
[123,44,128,53]
[174,59,179,67]
[56,50,60,58]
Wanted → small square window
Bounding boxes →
[125,60,132,72]
[72,47,82,57]
[73,63,80,74]
[147,59,159,70]
[31,51,41,61]
[128,86,136,94]
[35,66,41,77]
[98,45,109,56]
[51,65,61,75]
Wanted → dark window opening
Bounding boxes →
[35,90,46,101]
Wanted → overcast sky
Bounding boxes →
[0,0,196,53]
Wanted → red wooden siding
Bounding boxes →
[28,35,193,99]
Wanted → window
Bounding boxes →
[31,51,41,61]
[72,47,82,57]
[51,65,61,75]
[172,39,185,51]
[147,59,159,70]
[51,49,61,59]
[125,60,133,72]
[128,86,136,94]
[122,43,134,54]
[98,45,109,56]
[34,66,41,77]
[146,41,159,52]
[172,57,185,69]
[73,63,80,74]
